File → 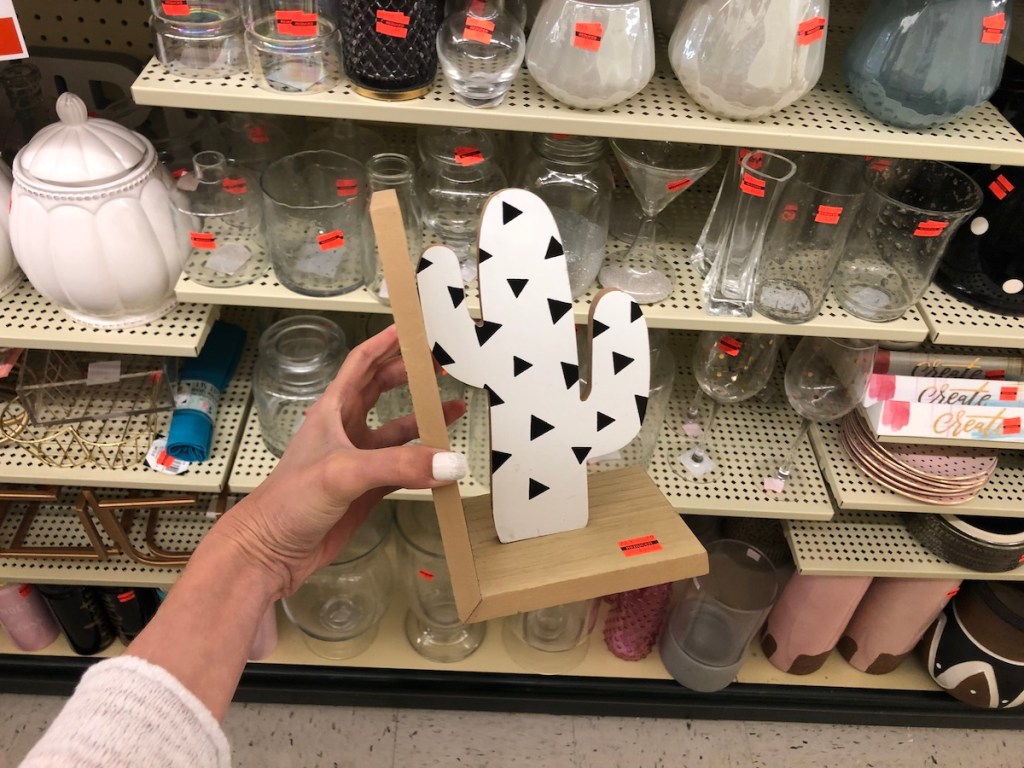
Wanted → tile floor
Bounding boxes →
[1,693,1022,768]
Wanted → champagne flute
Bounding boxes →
[767,337,877,491]
[678,332,780,477]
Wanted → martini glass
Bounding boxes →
[601,140,721,304]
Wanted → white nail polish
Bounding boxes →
[432,452,468,482]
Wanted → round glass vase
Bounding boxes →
[437,0,526,108]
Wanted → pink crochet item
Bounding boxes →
[604,583,673,661]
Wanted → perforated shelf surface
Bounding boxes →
[0,281,218,356]
[810,420,1024,517]
[786,510,1024,580]
[918,284,1024,349]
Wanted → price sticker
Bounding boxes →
[989,174,1014,200]
[222,177,248,195]
[376,9,410,38]
[454,146,485,166]
[117,590,137,603]
[985,369,1006,380]
[276,10,318,36]
[465,16,494,45]
[618,535,662,557]
[1004,416,1021,435]
[740,172,766,197]
[317,230,345,251]
[667,178,692,192]
[573,22,603,51]
[247,124,271,144]
[914,220,949,238]
[190,231,217,250]
[418,569,434,581]
[0,0,28,60]
[718,336,742,356]
[780,203,798,222]
[797,16,827,45]
[739,148,763,170]
[336,178,358,197]
[18,584,32,598]
[814,204,844,225]
[1000,386,1019,401]
[161,1,191,17]
[982,12,1006,45]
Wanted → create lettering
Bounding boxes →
[933,408,1008,438]
[918,383,993,407]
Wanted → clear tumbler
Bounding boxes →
[503,598,600,673]
[366,152,422,305]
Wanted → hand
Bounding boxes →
[208,324,467,599]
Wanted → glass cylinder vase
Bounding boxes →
[366,152,422,305]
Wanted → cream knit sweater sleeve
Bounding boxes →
[19,656,231,768]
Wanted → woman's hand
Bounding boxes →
[208,324,467,599]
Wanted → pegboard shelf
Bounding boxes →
[786,509,1024,580]
[809,420,1024,517]
[0,282,219,356]
[918,284,1024,348]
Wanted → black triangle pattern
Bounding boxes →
[416,256,433,273]
[431,343,454,367]
[508,278,528,298]
[528,479,550,499]
[544,237,564,260]
[596,412,615,431]
[484,385,504,406]
[478,248,494,264]
[548,299,572,324]
[530,415,555,440]
[448,285,465,309]
[502,201,523,224]
[592,320,610,338]
[560,362,579,389]
[475,320,502,345]
[631,302,643,322]
[513,356,533,376]
[612,352,635,374]
[635,394,649,423]
[492,450,512,472]
[571,446,591,464]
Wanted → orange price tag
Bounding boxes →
[157,450,176,467]
[573,22,603,51]
[982,12,1006,45]
[989,174,1015,200]
[946,587,960,598]
[171,168,188,179]
[666,178,692,192]
[740,172,766,197]
[797,16,826,45]
[1000,386,1019,400]
[418,569,435,581]
[814,204,844,225]
[914,220,949,238]
[117,590,136,603]
[246,124,270,144]
[336,178,359,197]
[0,6,27,60]
[465,16,495,45]
[317,230,345,251]
[190,231,216,249]
[866,156,892,173]
[780,203,798,222]
[276,9,318,36]
[986,369,1006,379]
[376,9,410,38]
[454,146,484,166]
[1004,416,1022,435]
[161,1,191,16]
[618,535,662,557]
[552,133,572,139]
[718,336,742,356]
[738,148,763,170]
[18,584,31,598]
[222,177,248,195]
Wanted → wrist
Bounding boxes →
[187,517,287,606]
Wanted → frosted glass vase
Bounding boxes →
[668,0,829,120]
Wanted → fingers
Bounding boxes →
[325,324,402,403]
[325,445,467,498]
[362,398,468,450]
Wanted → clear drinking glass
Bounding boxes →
[753,154,866,324]
[261,150,374,296]
[503,598,600,673]
[702,150,796,317]
[845,0,1011,130]
[600,139,721,304]
[366,152,422,305]
[668,0,829,120]
[241,0,341,93]
[395,502,487,662]
[281,503,394,659]
[252,314,348,456]
[521,134,614,298]
[173,150,270,288]
[437,0,526,108]
[525,0,656,109]
[152,14,246,79]
[832,159,983,322]
[659,539,779,692]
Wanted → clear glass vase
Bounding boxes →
[668,0,829,120]
[844,0,1011,130]
[366,152,422,304]
[437,0,526,108]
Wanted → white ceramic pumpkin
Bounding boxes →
[0,161,21,297]
[9,93,191,327]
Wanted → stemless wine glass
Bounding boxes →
[600,139,721,304]
[768,337,876,490]
[678,331,779,477]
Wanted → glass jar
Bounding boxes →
[173,150,270,288]
[521,134,613,298]
[437,0,526,108]
[152,3,246,79]
[252,315,348,457]
[366,152,422,304]
[241,0,342,93]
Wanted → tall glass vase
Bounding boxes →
[668,0,829,120]
[844,0,1011,130]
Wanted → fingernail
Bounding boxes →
[432,451,468,482]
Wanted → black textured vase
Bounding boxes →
[340,0,443,99]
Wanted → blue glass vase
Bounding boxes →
[844,0,1011,130]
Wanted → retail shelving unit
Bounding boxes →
[3,0,1024,729]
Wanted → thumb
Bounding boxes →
[329,445,468,498]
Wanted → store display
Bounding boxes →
[668,0,829,120]
[702,151,796,317]
[437,0,526,108]
[839,577,962,674]
[98,587,160,644]
[904,513,1024,572]
[395,502,486,662]
[9,93,191,328]
[832,159,982,323]
[678,332,779,477]
[753,154,866,324]
[603,583,672,661]
[768,337,876,491]
[173,150,270,288]
[151,5,246,79]
[416,188,650,542]
[504,598,599,673]
[761,573,872,675]
[0,160,21,298]
[922,581,1024,709]
[660,540,778,692]
[261,150,373,296]
[521,134,613,299]
[936,163,1024,317]
[0,583,60,652]
[282,504,394,659]
[600,139,720,304]
[691,147,747,277]
[36,584,116,656]
[845,0,1010,130]
[252,315,347,457]
[366,152,422,305]
[526,0,655,110]
[340,0,444,100]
